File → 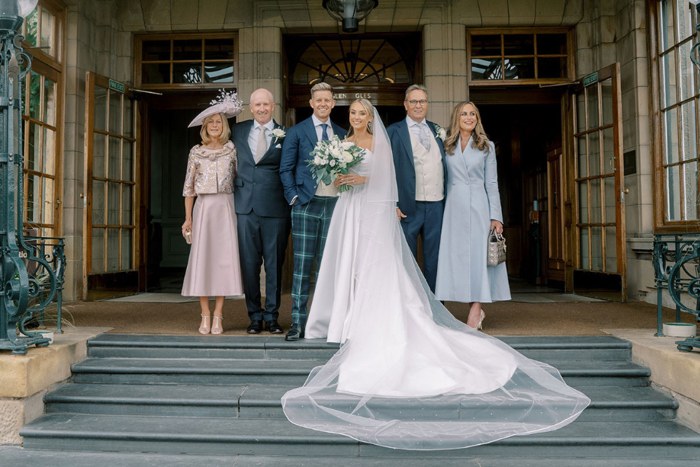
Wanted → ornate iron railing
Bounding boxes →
[1,3,64,355]
[653,234,700,351]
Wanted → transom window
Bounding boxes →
[135,33,238,89]
[654,0,699,226]
[468,29,573,84]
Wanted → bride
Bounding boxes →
[282,99,590,450]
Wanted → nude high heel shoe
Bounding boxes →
[199,315,211,335]
[478,310,485,330]
[212,316,224,335]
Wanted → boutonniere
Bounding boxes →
[433,123,447,142]
[271,127,286,144]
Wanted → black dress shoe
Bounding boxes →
[247,320,263,334]
[265,320,283,334]
[285,323,305,341]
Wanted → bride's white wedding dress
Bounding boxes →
[282,111,590,450]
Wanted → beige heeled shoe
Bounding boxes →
[199,315,211,335]
[212,316,224,335]
[478,310,485,330]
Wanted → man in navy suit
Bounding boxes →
[279,82,347,341]
[231,88,290,335]
[387,84,447,292]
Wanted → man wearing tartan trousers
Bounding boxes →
[279,82,347,341]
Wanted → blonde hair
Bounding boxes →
[310,82,333,98]
[200,113,231,145]
[347,98,374,138]
[444,101,490,155]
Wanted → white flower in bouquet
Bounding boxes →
[306,135,366,192]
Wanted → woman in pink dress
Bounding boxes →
[181,91,244,335]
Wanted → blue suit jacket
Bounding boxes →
[231,119,290,217]
[279,116,347,206]
[387,119,447,217]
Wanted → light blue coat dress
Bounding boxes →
[435,136,511,303]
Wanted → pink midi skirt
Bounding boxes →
[182,193,244,297]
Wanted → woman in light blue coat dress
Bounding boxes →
[435,102,510,329]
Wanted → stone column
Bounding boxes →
[238,26,284,123]
[423,23,468,127]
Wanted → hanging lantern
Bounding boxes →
[323,0,378,33]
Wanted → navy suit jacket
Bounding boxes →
[387,119,447,217]
[279,116,347,206]
[231,119,290,217]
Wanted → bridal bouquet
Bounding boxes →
[307,136,365,192]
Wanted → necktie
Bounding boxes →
[255,126,267,163]
[418,123,431,151]
[321,123,329,141]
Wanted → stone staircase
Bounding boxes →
[3,334,700,466]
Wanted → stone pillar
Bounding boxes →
[423,24,468,127]
[238,27,284,123]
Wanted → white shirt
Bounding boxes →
[248,119,275,161]
[312,114,339,198]
[407,116,429,143]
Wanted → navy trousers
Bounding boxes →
[400,200,444,292]
[237,212,290,322]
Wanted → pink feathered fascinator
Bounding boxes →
[188,89,243,128]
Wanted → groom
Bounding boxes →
[279,82,347,341]
[231,88,290,334]
[387,84,447,292]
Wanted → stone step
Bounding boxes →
[20,415,700,458]
[86,334,633,361]
[2,449,700,467]
[43,383,678,422]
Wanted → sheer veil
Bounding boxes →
[281,108,590,450]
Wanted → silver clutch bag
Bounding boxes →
[487,229,506,266]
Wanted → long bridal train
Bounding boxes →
[281,108,590,450]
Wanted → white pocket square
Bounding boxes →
[275,144,282,148]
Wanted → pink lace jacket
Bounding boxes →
[182,141,237,196]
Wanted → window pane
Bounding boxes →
[42,177,54,225]
[205,38,234,60]
[108,182,120,225]
[504,34,534,55]
[122,229,133,270]
[576,93,585,133]
[536,34,567,55]
[26,174,40,223]
[142,63,170,84]
[601,78,614,126]
[578,182,588,222]
[29,71,40,120]
[94,86,108,131]
[660,0,675,51]
[124,98,133,138]
[204,63,234,83]
[40,7,53,55]
[605,227,617,273]
[109,137,121,179]
[123,142,133,182]
[27,122,40,171]
[577,135,587,177]
[107,228,119,271]
[43,78,56,126]
[503,58,535,79]
[92,228,105,273]
[663,107,680,164]
[471,35,501,56]
[173,63,202,84]
[587,84,599,129]
[589,130,600,177]
[43,128,56,175]
[590,178,602,223]
[25,9,37,47]
[123,185,133,225]
[93,132,107,179]
[681,100,697,161]
[92,180,105,225]
[678,40,696,102]
[604,176,615,224]
[173,40,202,60]
[683,161,698,220]
[143,40,170,61]
[602,127,615,175]
[662,50,677,108]
[665,165,681,221]
[591,226,603,271]
[676,0,694,43]
[580,227,589,269]
[109,91,122,134]
[537,57,567,79]
[471,58,502,80]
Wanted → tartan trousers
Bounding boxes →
[290,195,338,325]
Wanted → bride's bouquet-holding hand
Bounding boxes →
[307,135,365,192]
